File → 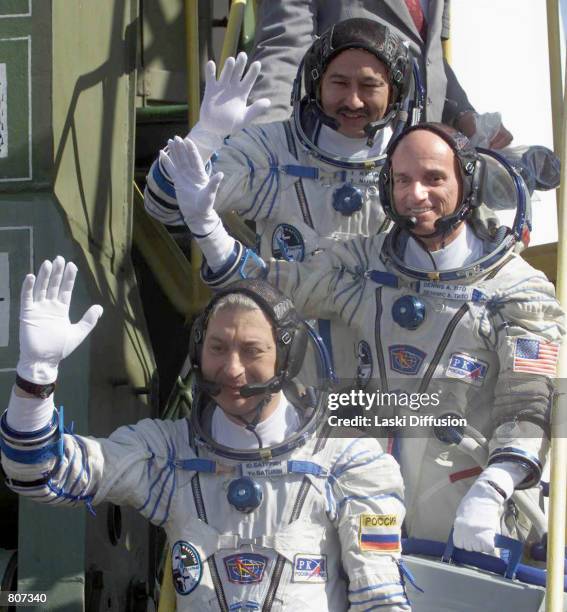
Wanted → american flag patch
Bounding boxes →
[513,338,559,376]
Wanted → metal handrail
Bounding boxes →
[157,2,250,609]
[546,5,567,603]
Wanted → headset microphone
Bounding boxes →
[238,376,283,398]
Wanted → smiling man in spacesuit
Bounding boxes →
[162,122,564,553]
[145,17,423,381]
[1,263,410,611]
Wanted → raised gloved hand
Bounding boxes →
[160,137,235,270]
[189,52,271,160]
[160,136,223,233]
[17,256,103,385]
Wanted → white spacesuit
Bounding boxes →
[1,266,410,611]
[164,123,564,552]
[145,18,423,380]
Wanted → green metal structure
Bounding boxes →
[0,1,157,609]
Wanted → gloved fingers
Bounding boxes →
[239,59,261,94]
[243,98,271,124]
[57,260,78,306]
[217,55,235,87]
[231,51,248,85]
[204,172,224,201]
[454,522,497,555]
[20,274,35,312]
[168,136,208,185]
[158,149,176,180]
[475,531,497,555]
[45,256,66,301]
[203,59,217,90]
[66,304,104,356]
[33,259,53,303]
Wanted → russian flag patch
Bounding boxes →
[359,514,401,553]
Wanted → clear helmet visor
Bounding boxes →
[390,148,531,281]
[291,59,422,169]
[190,320,334,461]
[475,148,531,246]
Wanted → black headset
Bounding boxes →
[378,122,485,237]
[189,279,308,398]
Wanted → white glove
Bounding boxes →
[189,52,271,161]
[453,479,504,554]
[160,136,235,270]
[453,462,527,554]
[17,256,103,385]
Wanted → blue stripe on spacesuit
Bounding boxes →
[334,276,360,306]
[331,437,368,472]
[336,492,403,512]
[60,436,86,498]
[287,460,327,476]
[137,449,171,515]
[390,434,402,465]
[146,184,180,212]
[333,277,364,326]
[60,442,78,492]
[350,591,407,606]
[147,440,175,523]
[332,451,385,479]
[349,239,367,271]
[157,465,177,527]
[0,439,61,464]
[241,127,280,220]
[69,435,93,500]
[219,139,257,192]
[253,170,279,221]
[317,319,335,372]
[45,479,95,515]
[360,593,410,612]
[281,164,319,179]
[340,280,366,327]
[239,166,275,218]
[0,411,58,441]
[349,581,404,595]
[146,446,155,481]
[152,161,176,198]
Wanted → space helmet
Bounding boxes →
[188,279,333,461]
[378,122,531,281]
[291,17,423,169]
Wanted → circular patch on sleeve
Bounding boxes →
[271,223,305,261]
[171,540,202,595]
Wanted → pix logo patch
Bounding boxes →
[292,554,327,583]
[446,352,488,386]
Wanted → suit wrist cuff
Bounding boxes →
[6,388,56,432]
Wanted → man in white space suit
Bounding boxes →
[1,262,411,611]
[145,17,423,380]
[162,122,564,553]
